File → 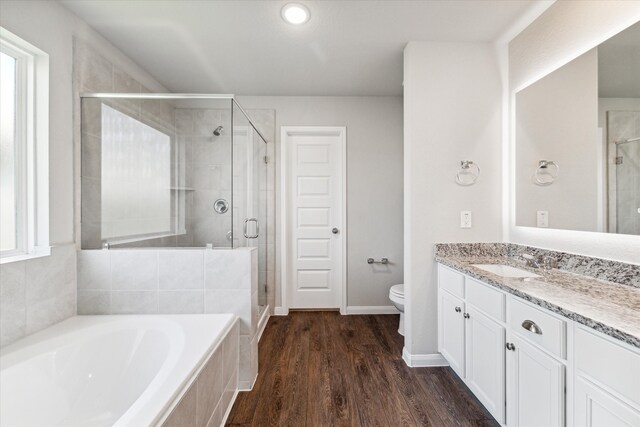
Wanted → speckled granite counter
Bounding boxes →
[435,243,640,349]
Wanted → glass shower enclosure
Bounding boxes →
[80,94,269,309]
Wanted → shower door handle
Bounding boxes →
[243,218,259,239]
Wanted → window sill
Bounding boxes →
[0,246,51,264]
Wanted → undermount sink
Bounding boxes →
[471,264,541,279]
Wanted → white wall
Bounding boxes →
[515,48,599,231]
[403,42,503,358]
[236,96,404,309]
[508,0,640,264]
[0,0,166,346]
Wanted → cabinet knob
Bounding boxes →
[505,342,516,351]
[454,306,462,313]
[463,313,470,319]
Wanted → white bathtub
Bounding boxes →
[0,314,237,427]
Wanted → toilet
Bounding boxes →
[388,284,405,336]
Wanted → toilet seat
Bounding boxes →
[388,284,405,336]
[389,284,404,298]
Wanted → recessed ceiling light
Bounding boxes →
[281,3,310,25]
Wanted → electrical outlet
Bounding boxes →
[460,211,472,228]
[537,210,549,228]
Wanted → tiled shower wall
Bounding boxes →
[175,108,232,248]
[77,247,259,388]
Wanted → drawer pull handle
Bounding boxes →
[463,313,470,319]
[505,342,516,351]
[454,307,462,313]
[522,320,543,335]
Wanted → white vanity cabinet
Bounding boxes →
[439,288,466,377]
[573,326,640,427]
[437,262,640,427]
[505,297,567,427]
[505,332,565,427]
[465,305,506,421]
[438,265,507,424]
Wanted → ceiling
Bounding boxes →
[61,0,536,96]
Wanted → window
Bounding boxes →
[0,28,49,263]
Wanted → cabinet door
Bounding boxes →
[465,306,506,424]
[506,333,564,427]
[574,377,640,427]
[439,290,465,377]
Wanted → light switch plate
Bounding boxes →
[537,210,549,228]
[460,211,472,228]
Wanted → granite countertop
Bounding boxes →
[435,254,640,349]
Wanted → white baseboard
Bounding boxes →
[238,372,258,391]
[221,388,239,425]
[346,305,400,315]
[257,306,270,342]
[402,347,449,367]
[275,306,398,315]
[274,306,289,316]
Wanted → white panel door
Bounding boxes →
[439,290,466,378]
[506,333,565,427]
[465,306,506,424]
[574,377,640,427]
[285,128,344,309]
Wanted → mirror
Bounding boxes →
[515,21,640,235]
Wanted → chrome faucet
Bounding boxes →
[522,253,556,272]
[522,253,540,269]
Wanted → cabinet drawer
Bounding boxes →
[575,326,640,407]
[438,264,465,298]
[466,278,505,322]
[508,298,566,359]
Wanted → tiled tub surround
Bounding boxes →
[0,244,76,348]
[434,243,640,348]
[77,247,259,389]
[163,317,239,427]
[0,314,238,427]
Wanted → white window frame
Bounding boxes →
[0,28,49,264]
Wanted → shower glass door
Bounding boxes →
[232,101,268,309]
[607,110,640,235]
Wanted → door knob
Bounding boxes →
[332,228,339,234]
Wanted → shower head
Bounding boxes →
[213,126,224,136]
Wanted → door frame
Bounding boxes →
[280,126,347,315]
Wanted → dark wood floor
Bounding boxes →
[226,311,499,427]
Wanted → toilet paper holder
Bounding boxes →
[367,258,389,264]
